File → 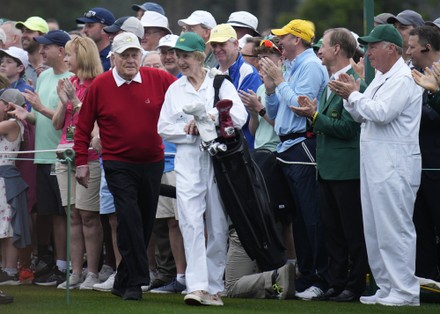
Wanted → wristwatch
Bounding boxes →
[258,107,266,117]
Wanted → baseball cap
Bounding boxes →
[15,16,49,34]
[387,10,424,27]
[131,2,165,16]
[313,37,323,49]
[0,47,29,68]
[157,34,179,49]
[374,13,395,25]
[111,32,142,54]
[0,88,25,107]
[358,24,403,48]
[34,30,71,47]
[178,10,217,30]
[76,7,115,26]
[104,16,144,39]
[271,19,315,43]
[425,17,440,30]
[140,11,172,34]
[227,11,260,36]
[174,32,206,52]
[207,24,237,44]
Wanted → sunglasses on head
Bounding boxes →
[84,10,106,24]
[260,39,282,55]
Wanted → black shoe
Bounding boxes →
[123,286,142,301]
[330,289,360,302]
[33,266,65,286]
[0,271,20,286]
[0,290,14,304]
[147,278,169,291]
[312,287,341,301]
[111,287,124,298]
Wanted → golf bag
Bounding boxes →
[211,75,286,271]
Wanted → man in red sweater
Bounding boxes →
[74,32,176,300]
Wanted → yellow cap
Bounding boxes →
[207,23,237,44]
[271,19,315,43]
[16,16,49,34]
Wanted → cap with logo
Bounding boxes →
[140,11,172,34]
[15,16,49,34]
[358,24,403,48]
[207,24,237,44]
[34,30,71,47]
[0,88,25,107]
[271,19,315,44]
[157,34,179,49]
[111,32,142,54]
[104,16,144,39]
[131,2,165,16]
[174,32,206,52]
[76,7,115,26]
[387,10,424,27]
[0,47,29,68]
[374,13,395,25]
[227,11,260,36]
[178,10,217,30]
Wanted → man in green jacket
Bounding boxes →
[291,27,368,302]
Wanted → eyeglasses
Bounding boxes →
[84,10,106,24]
[260,39,282,55]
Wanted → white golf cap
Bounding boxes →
[178,10,217,29]
[0,47,29,68]
[156,34,179,49]
[140,11,172,34]
[111,32,142,54]
[227,11,260,36]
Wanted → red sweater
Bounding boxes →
[74,67,176,166]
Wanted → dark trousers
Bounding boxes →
[413,173,440,281]
[153,218,176,282]
[277,138,328,290]
[319,178,368,294]
[104,159,164,289]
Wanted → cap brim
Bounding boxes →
[103,24,121,34]
[131,4,145,11]
[76,17,100,24]
[426,21,440,28]
[15,21,38,31]
[358,36,381,45]
[271,28,288,36]
[228,22,260,36]
[34,36,53,45]
[207,37,232,44]
[178,18,200,27]
[387,16,411,25]
[113,45,142,54]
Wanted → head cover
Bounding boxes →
[387,10,424,27]
[271,19,315,43]
[140,11,172,34]
[0,47,29,68]
[313,37,323,49]
[374,13,395,25]
[34,30,71,47]
[358,24,403,48]
[104,16,144,39]
[425,17,440,30]
[178,10,217,30]
[131,2,165,16]
[15,16,49,34]
[0,88,25,107]
[227,11,260,36]
[174,32,206,52]
[111,32,142,54]
[76,7,115,26]
[157,34,179,49]
[207,24,237,44]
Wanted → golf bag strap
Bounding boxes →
[213,74,232,106]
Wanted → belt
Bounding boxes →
[279,131,313,143]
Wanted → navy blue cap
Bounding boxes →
[131,2,165,16]
[34,30,71,47]
[76,7,115,26]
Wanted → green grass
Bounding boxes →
[1,285,439,314]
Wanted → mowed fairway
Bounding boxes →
[1,285,439,314]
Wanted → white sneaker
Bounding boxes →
[98,265,114,282]
[93,272,116,292]
[377,295,419,307]
[80,272,99,290]
[184,290,212,306]
[295,286,324,300]
[360,290,388,305]
[57,272,82,289]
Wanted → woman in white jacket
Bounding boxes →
[158,32,247,306]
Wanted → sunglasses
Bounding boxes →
[84,10,106,24]
[260,39,282,55]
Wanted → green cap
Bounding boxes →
[174,32,206,52]
[313,37,323,49]
[358,24,403,48]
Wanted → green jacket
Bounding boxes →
[313,68,366,180]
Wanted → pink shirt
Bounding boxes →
[60,76,99,161]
